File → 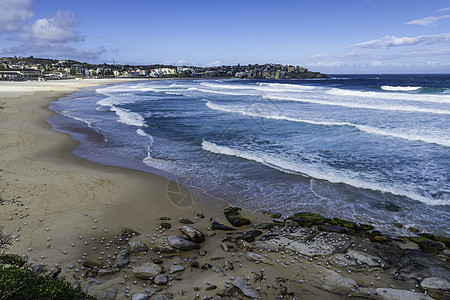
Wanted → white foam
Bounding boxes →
[110,106,146,127]
[328,88,450,104]
[136,128,149,137]
[201,140,448,206]
[266,94,450,115]
[205,101,450,146]
[381,85,421,91]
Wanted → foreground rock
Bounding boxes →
[224,207,251,227]
[232,275,260,299]
[132,262,163,279]
[420,277,450,300]
[167,235,201,250]
[180,225,205,243]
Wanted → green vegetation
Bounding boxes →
[0,228,94,300]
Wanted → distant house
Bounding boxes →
[0,69,40,80]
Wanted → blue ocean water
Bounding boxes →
[49,74,450,235]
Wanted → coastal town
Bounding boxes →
[0,56,327,81]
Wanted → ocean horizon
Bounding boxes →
[48,74,450,236]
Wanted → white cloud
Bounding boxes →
[19,11,82,47]
[204,60,222,67]
[427,61,450,66]
[439,7,450,12]
[349,33,450,49]
[406,14,450,26]
[0,0,33,32]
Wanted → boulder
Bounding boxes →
[419,240,445,255]
[223,230,262,243]
[354,288,433,300]
[224,207,251,227]
[128,241,148,254]
[132,293,149,300]
[232,275,260,298]
[212,221,235,231]
[154,274,168,285]
[114,228,140,245]
[132,262,163,279]
[319,225,347,234]
[96,287,117,300]
[245,252,274,265]
[180,225,205,243]
[168,235,201,251]
[420,277,450,300]
[115,249,130,268]
[309,266,358,295]
[170,265,185,273]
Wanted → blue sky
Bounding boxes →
[0,0,449,73]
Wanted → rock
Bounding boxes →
[32,263,46,275]
[224,207,251,227]
[160,217,171,220]
[198,249,206,256]
[201,263,212,270]
[212,221,235,231]
[284,219,298,227]
[262,210,282,218]
[419,240,445,255]
[253,240,281,252]
[212,264,224,274]
[224,261,234,270]
[83,260,104,269]
[154,274,168,285]
[319,225,347,234]
[277,236,336,257]
[180,218,194,224]
[206,285,217,291]
[374,236,390,242]
[180,226,205,243]
[133,262,163,279]
[98,269,113,276]
[420,277,450,300]
[221,242,229,252]
[128,241,148,254]
[309,266,358,295]
[160,222,171,229]
[168,235,201,250]
[191,260,200,268]
[87,277,102,286]
[153,246,180,254]
[152,258,164,264]
[115,249,130,268]
[96,287,117,300]
[170,265,185,273]
[354,288,433,300]
[114,228,140,245]
[252,223,280,230]
[245,252,274,265]
[132,293,149,300]
[232,275,260,298]
[335,249,384,269]
[223,230,262,243]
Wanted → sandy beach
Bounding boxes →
[1,79,449,300]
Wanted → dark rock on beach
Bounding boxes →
[212,221,235,231]
[224,207,251,227]
[167,235,201,251]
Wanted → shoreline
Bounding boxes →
[1,79,449,299]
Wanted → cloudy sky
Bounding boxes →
[0,0,449,73]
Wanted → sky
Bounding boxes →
[0,0,449,73]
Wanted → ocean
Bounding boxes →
[48,74,450,236]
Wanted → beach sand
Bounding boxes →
[1,79,447,300]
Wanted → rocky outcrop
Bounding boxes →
[167,235,201,250]
[132,262,163,279]
[180,225,205,243]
